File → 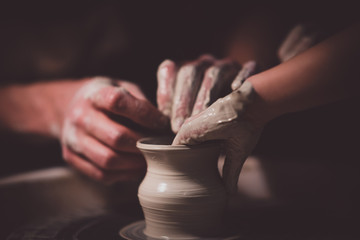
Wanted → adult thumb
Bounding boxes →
[222,139,248,195]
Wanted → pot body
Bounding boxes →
[137,137,227,239]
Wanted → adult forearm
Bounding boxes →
[247,22,360,122]
[0,79,86,138]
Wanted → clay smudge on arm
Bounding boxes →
[192,59,240,116]
[171,55,214,133]
[156,60,178,117]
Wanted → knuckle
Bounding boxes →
[111,131,126,146]
[183,64,195,74]
[101,151,118,169]
[178,65,193,80]
[106,88,127,112]
[70,107,85,126]
[205,65,218,78]
[113,131,124,143]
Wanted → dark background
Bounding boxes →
[0,1,359,239]
[0,0,359,179]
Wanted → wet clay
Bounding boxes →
[157,60,177,117]
[172,81,263,194]
[171,55,214,133]
[231,60,257,90]
[191,60,240,116]
[137,137,227,239]
[173,81,254,145]
[61,77,113,153]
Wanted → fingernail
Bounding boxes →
[171,117,184,133]
[231,78,242,90]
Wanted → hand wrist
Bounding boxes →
[0,79,90,139]
[41,78,91,138]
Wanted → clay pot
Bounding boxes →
[137,137,227,239]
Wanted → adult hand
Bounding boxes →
[157,55,257,133]
[173,81,264,194]
[61,77,168,184]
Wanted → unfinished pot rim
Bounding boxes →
[136,137,223,151]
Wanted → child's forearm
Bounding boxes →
[248,22,360,122]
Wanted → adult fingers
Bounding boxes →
[171,54,215,133]
[172,95,239,145]
[173,81,256,145]
[157,59,178,117]
[90,85,169,130]
[75,108,142,153]
[63,145,105,182]
[222,140,247,194]
[231,60,257,90]
[63,146,145,184]
[68,129,146,171]
[117,80,148,100]
[192,59,240,116]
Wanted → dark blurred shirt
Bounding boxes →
[0,0,358,175]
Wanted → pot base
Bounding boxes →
[119,220,241,240]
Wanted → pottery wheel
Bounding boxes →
[6,215,242,240]
[120,220,242,240]
[6,214,138,240]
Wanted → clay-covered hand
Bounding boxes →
[61,77,168,183]
[172,81,264,194]
[156,55,257,133]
